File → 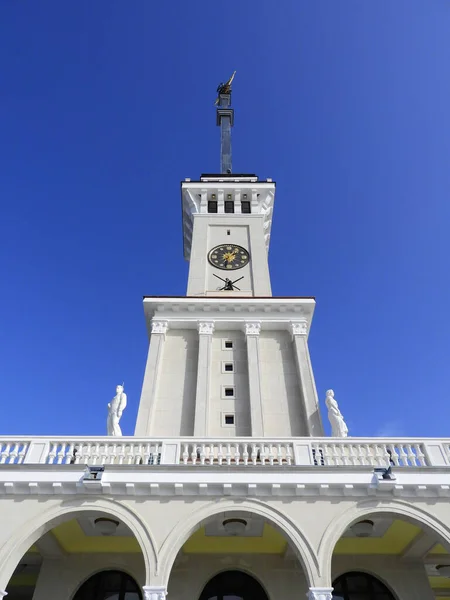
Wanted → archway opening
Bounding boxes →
[5,511,146,600]
[332,572,396,600]
[73,569,142,600]
[167,509,312,600]
[199,570,268,600]
[330,510,450,600]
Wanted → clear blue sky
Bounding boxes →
[1,1,449,438]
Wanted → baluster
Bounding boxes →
[73,445,82,464]
[323,444,333,466]
[217,443,224,465]
[143,444,150,465]
[115,444,123,465]
[93,443,101,465]
[210,444,216,465]
[190,446,198,465]
[331,443,340,466]
[108,444,116,464]
[415,444,427,466]
[268,445,274,466]
[225,444,232,466]
[182,444,189,465]
[124,445,133,465]
[47,443,57,465]
[55,443,65,465]
[18,443,28,464]
[372,444,383,466]
[251,444,258,465]
[242,443,249,466]
[362,444,372,466]
[339,443,349,466]
[134,444,142,465]
[63,443,74,464]
[199,444,205,465]
[385,444,402,467]
[98,444,107,465]
[277,444,283,465]
[234,443,240,465]
[260,445,266,466]
[405,443,417,466]
[8,443,19,464]
[286,445,293,465]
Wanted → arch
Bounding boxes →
[157,498,321,588]
[198,569,269,600]
[332,571,397,600]
[0,497,157,590]
[318,498,450,585]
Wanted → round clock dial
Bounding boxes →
[208,244,250,270]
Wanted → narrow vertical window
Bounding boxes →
[241,201,251,214]
[208,200,218,213]
[224,200,235,213]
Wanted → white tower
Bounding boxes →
[135,79,323,438]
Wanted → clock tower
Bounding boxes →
[134,77,324,439]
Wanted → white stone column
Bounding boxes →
[193,321,215,436]
[143,586,166,600]
[307,588,333,600]
[134,320,168,436]
[245,322,264,437]
[291,320,324,436]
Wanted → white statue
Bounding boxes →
[107,384,127,436]
[325,389,348,438]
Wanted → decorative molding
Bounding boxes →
[245,321,261,336]
[181,181,275,259]
[0,592,8,599]
[197,321,215,335]
[151,320,169,336]
[307,588,333,600]
[291,320,308,337]
[143,586,166,600]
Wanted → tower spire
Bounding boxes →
[215,71,236,174]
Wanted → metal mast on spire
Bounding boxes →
[215,71,236,174]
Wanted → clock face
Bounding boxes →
[208,244,250,270]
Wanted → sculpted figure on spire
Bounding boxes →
[215,70,236,104]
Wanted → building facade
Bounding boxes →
[1,85,450,600]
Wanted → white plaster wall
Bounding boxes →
[151,330,198,436]
[332,555,435,600]
[187,215,271,297]
[209,330,251,436]
[31,553,144,600]
[168,554,308,600]
[4,495,450,595]
[259,331,307,437]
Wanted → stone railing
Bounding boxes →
[0,437,449,468]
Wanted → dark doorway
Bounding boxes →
[73,570,142,600]
[332,571,396,600]
[199,570,269,600]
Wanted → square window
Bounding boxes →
[224,200,235,213]
[224,340,233,349]
[224,414,234,425]
[241,201,251,214]
[208,200,218,213]
[224,387,234,397]
[224,363,233,372]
